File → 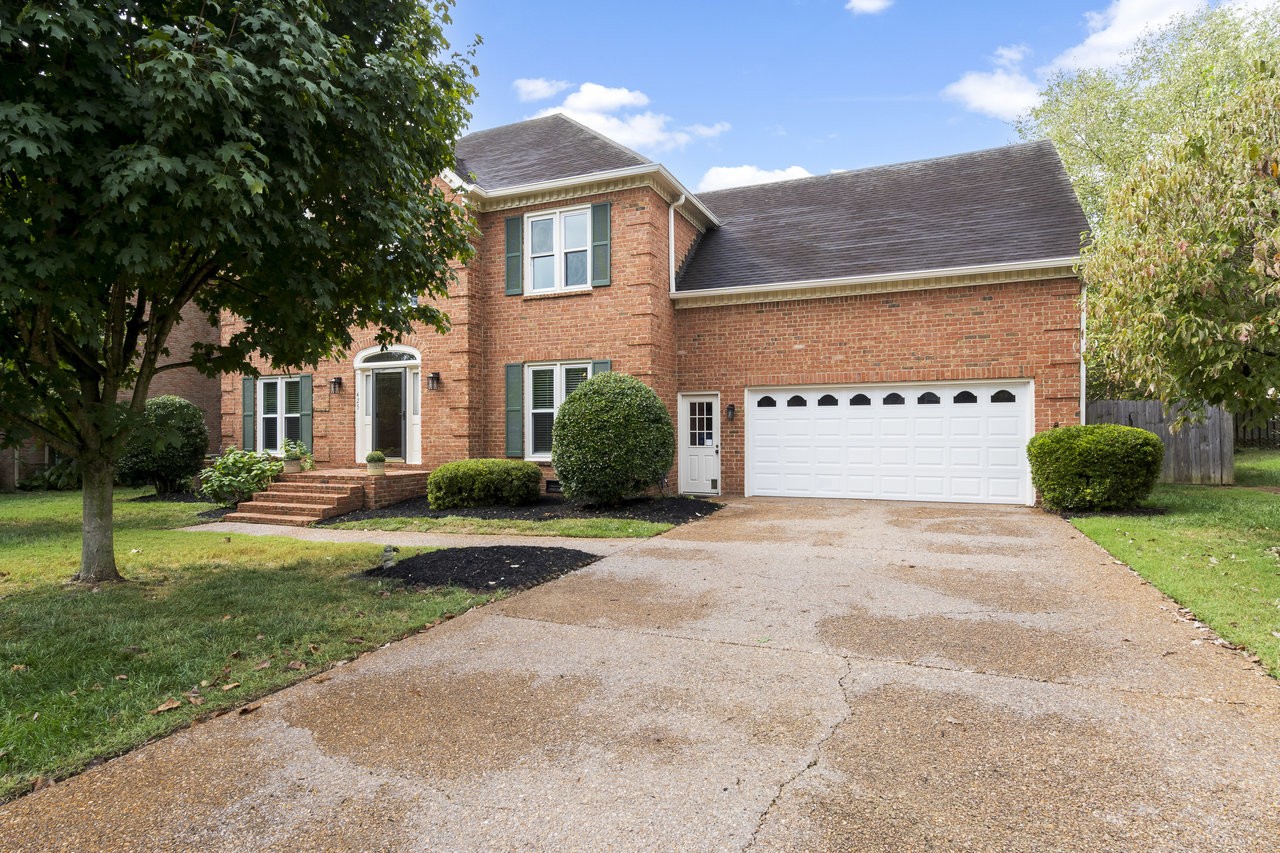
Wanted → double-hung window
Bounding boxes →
[259,377,302,453]
[527,207,591,293]
[526,361,594,458]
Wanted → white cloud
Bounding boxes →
[941,44,1041,121]
[512,77,572,102]
[696,165,814,192]
[845,0,893,14]
[944,0,1216,122]
[1050,0,1202,70]
[535,83,730,152]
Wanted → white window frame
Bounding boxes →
[525,361,595,460]
[525,205,592,294]
[258,376,302,454]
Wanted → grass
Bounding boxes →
[326,514,672,538]
[0,489,494,801]
[1070,450,1280,679]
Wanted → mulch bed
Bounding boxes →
[319,493,721,527]
[365,545,601,591]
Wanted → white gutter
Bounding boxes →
[464,163,722,228]
[669,194,686,294]
[669,256,1081,300]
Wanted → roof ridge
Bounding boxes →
[696,139,1056,198]
[545,111,654,166]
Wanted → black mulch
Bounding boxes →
[319,493,722,527]
[365,545,601,592]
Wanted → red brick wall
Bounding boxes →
[148,302,222,451]
[674,277,1083,495]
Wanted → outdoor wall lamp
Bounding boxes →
[329,376,343,394]
[726,403,736,421]
[427,371,442,391]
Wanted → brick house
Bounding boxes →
[220,114,1087,511]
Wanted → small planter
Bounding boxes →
[367,461,386,477]
[282,458,303,475]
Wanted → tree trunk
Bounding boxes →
[77,457,123,583]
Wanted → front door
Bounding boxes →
[372,370,406,460]
[679,393,720,494]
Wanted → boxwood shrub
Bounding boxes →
[1026,424,1163,512]
[117,395,210,493]
[426,458,542,510]
[551,372,675,506]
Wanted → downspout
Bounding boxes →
[669,194,686,294]
[1079,299,1088,425]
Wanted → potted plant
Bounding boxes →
[366,450,386,476]
[282,447,303,474]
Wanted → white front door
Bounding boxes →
[679,393,720,494]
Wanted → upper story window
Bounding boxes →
[505,203,611,296]
[528,208,591,292]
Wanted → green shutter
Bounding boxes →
[241,377,255,450]
[505,363,523,457]
[590,202,610,287]
[299,375,313,452]
[505,216,523,295]
[591,360,612,375]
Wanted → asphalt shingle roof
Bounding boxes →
[454,114,651,191]
[676,140,1088,292]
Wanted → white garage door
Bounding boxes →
[746,381,1033,504]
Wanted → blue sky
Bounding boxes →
[446,0,1255,192]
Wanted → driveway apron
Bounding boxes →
[4,498,1279,851]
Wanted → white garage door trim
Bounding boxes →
[745,380,1034,505]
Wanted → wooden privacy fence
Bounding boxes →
[1086,400,1234,485]
[1236,413,1280,449]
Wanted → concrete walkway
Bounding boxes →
[7,499,1280,851]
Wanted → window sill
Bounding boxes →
[522,288,594,301]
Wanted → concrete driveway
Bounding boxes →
[5,499,1280,851]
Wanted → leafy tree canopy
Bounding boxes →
[0,0,477,581]
[1018,4,1280,226]
[1083,69,1280,423]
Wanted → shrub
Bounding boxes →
[427,458,542,510]
[117,396,209,493]
[551,372,675,506]
[18,457,80,491]
[1027,424,1163,512]
[199,448,283,505]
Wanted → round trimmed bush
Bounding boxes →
[551,372,675,506]
[1027,424,1163,512]
[117,395,210,493]
[427,458,542,510]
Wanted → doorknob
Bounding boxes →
[715,445,720,455]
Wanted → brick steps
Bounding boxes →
[225,481,364,526]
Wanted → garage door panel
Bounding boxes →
[748,382,1032,505]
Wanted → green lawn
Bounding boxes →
[1071,450,1280,678]
[0,490,493,801]
[325,514,671,538]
